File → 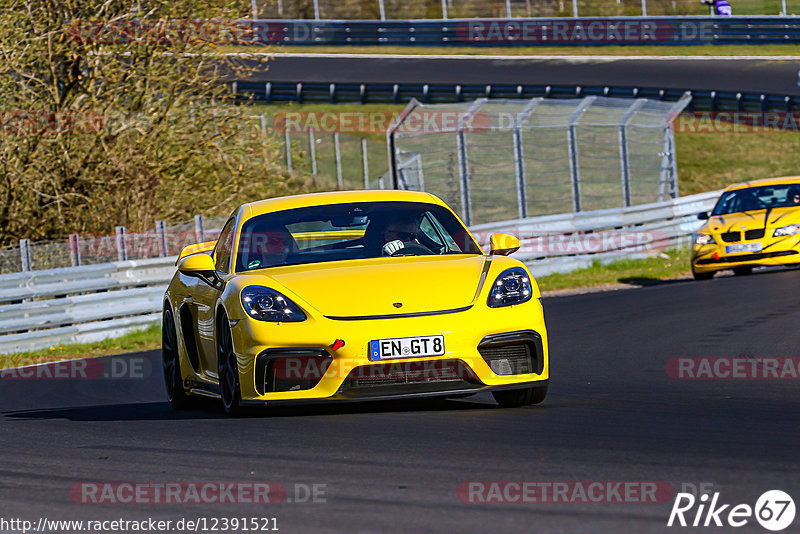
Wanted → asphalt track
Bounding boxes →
[243,54,800,96]
[3,267,800,533]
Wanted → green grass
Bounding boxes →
[0,322,161,369]
[536,248,692,292]
[229,44,800,57]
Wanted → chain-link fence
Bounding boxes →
[2,96,691,274]
[253,0,800,19]
[388,95,691,226]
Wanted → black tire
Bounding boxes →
[217,318,243,416]
[692,270,714,281]
[530,383,549,405]
[492,387,532,408]
[162,307,193,409]
[733,266,753,276]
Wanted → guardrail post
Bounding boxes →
[641,0,647,16]
[19,239,31,272]
[156,220,168,257]
[194,215,205,244]
[115,226,128,262]
[68,233,81,267]
[572,0,578,16]
[309,127,317,185]
[313,0,320,19]
[441,0,448,19]
[566,96,596,213]
[334,132,343,189]
[362,137,370,189]
[378,0,386,20]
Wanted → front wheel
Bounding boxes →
[217,319,243,416]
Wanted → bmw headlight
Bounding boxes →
[695,233,716,245]
[241,286,306,322]
[487,267,533,308]
[773,224,800,237]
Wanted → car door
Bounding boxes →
[194,216,236,378]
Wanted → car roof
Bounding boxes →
[241,190,446,218]
[724,176,800,192]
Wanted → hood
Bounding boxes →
[264,255,488,317]
[705,207,800,235]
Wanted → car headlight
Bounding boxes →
[487,267,533,308]
[241,286,306,322]
[773,224,800,237]
[695,233,716,245]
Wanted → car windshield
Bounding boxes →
[235,201,483,272]
[711,184,800,216]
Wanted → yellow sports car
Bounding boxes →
[691,176,800,280]
[162,190,549,414]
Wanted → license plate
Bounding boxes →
[726,243,762,254]
[369,335,445,360]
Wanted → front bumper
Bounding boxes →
[229,300,549,403]
[691,236,800,273]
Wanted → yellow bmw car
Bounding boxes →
[162,190,549,414]
[691,176,800,280]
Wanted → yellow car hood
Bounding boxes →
[266,255,488,317]
[705,207,800,233]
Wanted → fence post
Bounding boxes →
[313,0,320,19]
[505,0,512,17]
[156,220,168,257]
[512,98,542,220]
[667,128,679,199]
[250,0,258,18]
[334,132,343,189]
[386,99,421,190]
[194,215,205,244]
[641,0,647,16]
[572,0,578,16]
[309,127,317,185]
[566,96,596,213]
[378,0,386,20]
[441,0,448,19]
[618,99,646,208]
[115,226,128,262]
[259,114,269,169]
[362,137,370,189]
[68,233,81,267]
[285,127,293,175]
[456,98,486,226]
[19,239,31,272]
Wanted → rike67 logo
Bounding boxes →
[668,490,795,531]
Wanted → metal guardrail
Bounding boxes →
[242,17,800,46]
[0,190,721,354]
[236,81,800,112]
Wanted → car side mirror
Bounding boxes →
[697,211,709,220]
[178,253,216,274]
[489,233,521,256]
